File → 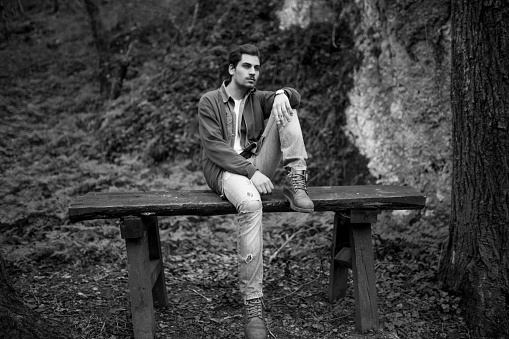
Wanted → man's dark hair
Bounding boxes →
[228,44,260,69]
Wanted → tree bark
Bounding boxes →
[439,1,509,338]
[109,42,132,100]
[83,0,131,100]
[0,253,67,339]
[83,0,111,98]
[187,0,200,36]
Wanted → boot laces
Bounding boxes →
[245,298,264,320]
[290,171,308,192]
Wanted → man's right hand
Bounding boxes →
[250,171,274,195]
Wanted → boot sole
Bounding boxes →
[282,190,314,213]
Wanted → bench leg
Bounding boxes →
[122,215,168,339]
[145,216,169,308]
[349,210,379,333]
[329,213,350,301]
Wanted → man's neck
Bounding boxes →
[225,81,248,100]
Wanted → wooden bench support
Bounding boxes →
[121,215,168,339]
[350,210,378,332]
[334,247,352,268]
[329,210,379,333]
[69,186,425,337]
[329,213,351,301]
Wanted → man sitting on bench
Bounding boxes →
[197,44,314,339]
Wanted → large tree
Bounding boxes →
[0,253,67,339]
[439,0,509,337]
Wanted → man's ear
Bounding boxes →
[228,64,235,75]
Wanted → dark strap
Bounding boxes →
[240,150,251,159]
[240,143,256,159]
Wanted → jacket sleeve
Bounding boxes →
[258,87,301,119]
[198,94,258,178]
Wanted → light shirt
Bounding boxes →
[233,99,243,154]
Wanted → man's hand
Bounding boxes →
[271,91,294,127]
[250,171,274,195]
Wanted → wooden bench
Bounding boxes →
[68,185,425,338]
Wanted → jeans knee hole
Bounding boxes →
[239,199,262,213]
[245,254,253,264]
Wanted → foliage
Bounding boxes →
[95,0,372,185]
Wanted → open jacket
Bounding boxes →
[198,81,301,194]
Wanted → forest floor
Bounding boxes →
[0,5,469,339]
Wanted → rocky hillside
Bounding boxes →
[345,0,451,215]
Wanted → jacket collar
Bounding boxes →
[220,80,256,103]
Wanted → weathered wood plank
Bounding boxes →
[351,209,378,224]
[328,214,350,301]
[148,260,162,287]
[123,217,156,339]
[145,216,168,308]
[334,247,352,268]
[69,185,426,222]
[120,216,146,239]
[350,221,379,332]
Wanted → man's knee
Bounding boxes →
[239,199,262,213]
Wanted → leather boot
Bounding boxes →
[244,298,267,339]
[283,168,314,213]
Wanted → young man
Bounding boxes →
[197,44,313,339]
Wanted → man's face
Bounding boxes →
[230,54,260,89]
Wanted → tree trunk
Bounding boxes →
[83,0,130,100]
[439,1,509,338]
[0,0,30,40]
[187,0,200,36]
[109,43,131,100]
[83,0,111,98]
[0,253,67,339]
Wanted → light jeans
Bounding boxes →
[220,110,308,301]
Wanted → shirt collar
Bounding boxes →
[220,80,256,103]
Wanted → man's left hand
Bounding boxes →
[271,92,294,127]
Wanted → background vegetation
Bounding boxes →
[95,0,372,187]
[0,0,460,338]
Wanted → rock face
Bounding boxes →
[277,0,334,29]
[346,0,452,213]
[279,0,452,214]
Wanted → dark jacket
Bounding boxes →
[198,81,301,194]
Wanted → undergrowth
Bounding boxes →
[94,0,372,186]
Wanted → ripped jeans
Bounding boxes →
[220,110,308,301]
